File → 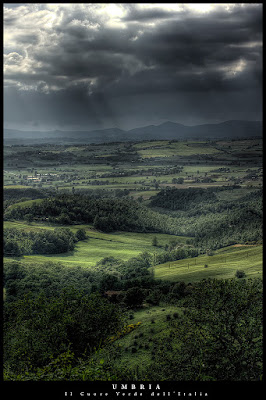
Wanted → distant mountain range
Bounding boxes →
[4,120,262,145]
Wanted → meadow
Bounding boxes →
[4,218,189,266]
[152,245,262,283]
[92,304,184,374]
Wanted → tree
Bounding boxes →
[24,213,33,223]
[4,240,21,257]
[75,228,87,241]
[152,236,158,247]
[235,270,246,278]
[122,287,146,308]
[147,278,262,381]
[57,213,72,225]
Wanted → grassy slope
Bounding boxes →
[4,220,262,276]
[95,305,183,374]
[151,245,262,283]
[4,221,187,267]
[6,198,44,210]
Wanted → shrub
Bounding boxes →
[235,270,246,278]
[152,236,158,247]
[75,229,87,241]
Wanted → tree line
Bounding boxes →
[4,227,86,257]
[4,193,172,234]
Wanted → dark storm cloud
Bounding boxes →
[122,5,181,22]
[129,9,262,67]
[3,3,262,130]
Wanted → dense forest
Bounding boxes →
[5,194,163,232]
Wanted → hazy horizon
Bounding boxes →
[3,118,263,133]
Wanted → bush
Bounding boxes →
[122,287,146,308]
[4,240,21,257]
[75,229,87,241]
[152,236,158,247]
[235,270,246,278]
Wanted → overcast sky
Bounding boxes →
[4,3,262,131]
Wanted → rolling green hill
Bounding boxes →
[4,221,188,267]
[6,198,44,210]
[90,305,183,376]
[151,244,262,283]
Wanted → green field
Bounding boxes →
[137,141,221,158]
[7,198,44,210]
[4,217,262,280]
[152,245,262,283]
[4,220,188,267]
[4,138,262,194]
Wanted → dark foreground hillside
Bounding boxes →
[4,271,262,381]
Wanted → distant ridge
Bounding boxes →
[4,120,262,145]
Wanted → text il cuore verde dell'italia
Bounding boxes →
[64,384,209,397]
